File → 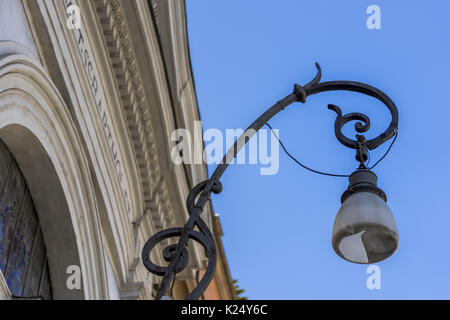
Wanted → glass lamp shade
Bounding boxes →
[332,191,399,264]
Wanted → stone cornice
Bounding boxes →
[94,0,176,232]
[91,0,216,294]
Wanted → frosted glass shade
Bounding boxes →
[332,192,399,264]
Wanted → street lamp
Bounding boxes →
[332,169,399,264]
[142,63,399,300]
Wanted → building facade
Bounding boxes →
[0,0,235,300]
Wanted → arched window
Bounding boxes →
[0,139,52,299]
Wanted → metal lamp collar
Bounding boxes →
[341,169,387,203]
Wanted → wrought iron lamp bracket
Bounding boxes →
[297,63,399,167]
[141,63,398,300]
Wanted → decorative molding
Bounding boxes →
[0,271,11,300]
[119,257,144,300]
[150,0,160,28]
[94,0,176,232]
[0,47,109,299]
[91,0,195,297]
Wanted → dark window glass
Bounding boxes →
[0,140,52,299]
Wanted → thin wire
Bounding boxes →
[366,148,371,167]
[169,251,183,299]
[265,123,398,176]
[265,123,350,178]
[169,268,176,299]
[369,130,398,170]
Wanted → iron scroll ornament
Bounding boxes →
[141,63,399,300]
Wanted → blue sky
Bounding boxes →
[186,1,450,299]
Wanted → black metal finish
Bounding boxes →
[142,180,222,300]
[341,169,387,203]
[141,63,399,300]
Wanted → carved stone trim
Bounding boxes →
[150,0,159,28]
[0,271,11,300]
[94,0,175,232]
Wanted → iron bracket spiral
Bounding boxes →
[141,63,398,300]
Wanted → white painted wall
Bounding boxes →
[0,0,38,57]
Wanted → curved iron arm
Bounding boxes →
[141,63,399,300]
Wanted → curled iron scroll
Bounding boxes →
[141,180,222,300]
[295,63,399,151]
